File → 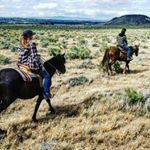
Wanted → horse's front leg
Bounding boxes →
[109,60,115,75]
[45,98,55,114]
[123,62,128,74]
[32,95,43,122]
[126,62,130,73]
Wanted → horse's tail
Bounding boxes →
[101,49,109,66]
[0,81,7,100]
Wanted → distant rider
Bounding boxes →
[117,28,132,61]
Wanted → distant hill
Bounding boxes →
[1,14,150,26]
[105,14,150,25]
[0,17,104,25]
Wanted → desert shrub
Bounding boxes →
[93,37,99,43]
[34,35,40,40]
[125,87,143,104]
[48,36,58,43]
[66,75,89,87]
[92,43,99,47]
[0,54,11,64]
[113,61,123,73]
[67,45,91,59]
[41,40,49,48]
[1,41,10,49]
[58,41,67,49]
[47,46,61,55]
[9,44,17,52]
[62,43,67,49]
[79,39,86,45]
[100,42,108,50]
[78,75,88,83]
[143,45,148,49]
[65,33,73,39]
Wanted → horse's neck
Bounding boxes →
[45,60,56,77]
[47,67,55,77]
[129,46,134,55]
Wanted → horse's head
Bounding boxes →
[132,45,140,56]
[44,53,66,76]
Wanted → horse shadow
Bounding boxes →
[0,103,83,137]
[128,68,148,74]
[16,94,98,125]
[0,92,102,139]
[114,68,147,75]
[36,104,80,123]
[37,95,98,123]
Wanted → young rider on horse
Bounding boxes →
[117,28,132,61]
[17,29,51,99]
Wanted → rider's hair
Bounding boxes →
[19,35,27,48]
[19,34,32,48]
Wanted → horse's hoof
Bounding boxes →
[32,118,38,122]
[46,111,51,116]
[123,71,126,74]
[110,72,115,76]
[51,110,55,114]
[46,110,55,116]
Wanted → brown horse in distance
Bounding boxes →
[101,45,140,75]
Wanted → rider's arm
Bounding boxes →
[124,35,128,45]
[29,43,42,69]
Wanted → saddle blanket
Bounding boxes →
[117,46,127,53]
[15,64,41,83]
[15,68,35,82]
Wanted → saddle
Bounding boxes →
[116,45,127,54]
[16,64,42,87]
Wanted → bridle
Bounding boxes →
[132,46,139,56]
[41,57,61,75]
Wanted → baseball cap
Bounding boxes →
[22,29,36,37]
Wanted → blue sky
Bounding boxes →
[0,0,149,20]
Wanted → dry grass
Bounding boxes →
[0,28,150,150]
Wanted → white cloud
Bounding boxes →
[0,0,149,19]
[33,2,57,10]
[0,5,4,8]
[12,0,22,2]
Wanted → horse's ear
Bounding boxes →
[52,52,57,56]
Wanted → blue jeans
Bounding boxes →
[38,70,50,99]
[122,45,132,59]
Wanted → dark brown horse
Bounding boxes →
[101,45,139,75]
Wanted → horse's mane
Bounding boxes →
[45,54,62,64]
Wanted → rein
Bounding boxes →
[41,57,61,76]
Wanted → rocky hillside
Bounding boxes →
[106,14,150,25]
